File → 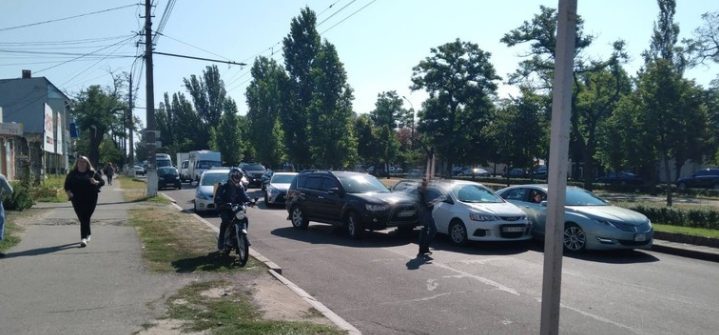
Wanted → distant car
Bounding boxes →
[194,169,230,213]
[506,168,526,178]
[393,179,532,245]
[286,171,418,238]
[676,168,719,190]
[179,160,191,182]
[264,172,297,206]
[532,166,548,179]
[497,184,654,252]
[459,167,490,177]
[597,171,642,186]
[157,167,181,190]
[133,165,146,176]
[260,170,273,191]
[239,162,268,188]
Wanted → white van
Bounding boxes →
[156,153,172,168]
[188,150,222,182]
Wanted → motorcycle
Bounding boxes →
[221,200,256,266]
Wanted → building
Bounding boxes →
[0,70,71,181]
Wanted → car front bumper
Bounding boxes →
[266,191,287,204]
[465,219,533,241]
[195,197,217,212]
[585,229,654,250]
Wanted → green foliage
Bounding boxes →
[631,205,719,230]
[72,85,125,166]
[491,88,546,173]
[411,39,500,175]
[215,99,245,166]
[99,138,123,166]
[183,65,226,127]
[246,56,288,168]
[3,181,34,211]
[685,11,719,66]
[370,91,404,169]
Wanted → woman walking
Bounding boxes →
[64,156,104,247]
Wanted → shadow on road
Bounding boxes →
[526,241,660,264]
[3,243,80,258]
[271,225,416,249]
[171,252,238,273]
[406,256,432,270]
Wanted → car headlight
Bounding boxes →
[366,204,390,212]
[469,212,497,221]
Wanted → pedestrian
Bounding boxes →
[417,178,439,259]
[103,163,115,185]
[0,172,14,258]
[64,156,105,247]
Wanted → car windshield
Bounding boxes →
[565,188,608,206]
[338,175,389,194]
[158,168,177,176]
[271,174,296,184]
[157,160,172,168]
[243,163,265,171]
[453,184,504,203]
[201,173,227,186]
[197,160,221,169]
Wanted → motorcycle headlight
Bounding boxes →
[366,204,390,212]
[235,210,246,220]
[469,212,497,221]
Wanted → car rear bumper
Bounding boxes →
[359,205,418,230]
[195,198,217,212]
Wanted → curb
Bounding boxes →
[160,192,361,334]
[651,240,719,263]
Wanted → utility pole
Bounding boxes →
[144,0,157,196]
[539,0,577,334]
[127,72,135,176]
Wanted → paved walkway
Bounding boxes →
[0,179,178,335]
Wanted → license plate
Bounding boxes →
[502,226,525,233]
[397,210,415,217]
[634,233,646,242]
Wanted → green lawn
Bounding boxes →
[653,223,719,239]
[32,175,68,203]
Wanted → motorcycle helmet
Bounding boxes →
[229,167,244,184]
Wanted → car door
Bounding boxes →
[301,176,325,220]
[428,187,453,234]
[501,188,543,235]
[317,177,344,221]
[523,188,548,236]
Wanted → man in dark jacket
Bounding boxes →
[214,168,251,252]
[417,178,440,259]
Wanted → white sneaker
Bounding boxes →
[80,239,88,247]
[87,235,92,242]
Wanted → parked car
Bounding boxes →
[597,171,643,186]
[194,169,230,213]
[506,168,526,178]
[459,167,490,177]
[531,166,548,179]
[392,179,532,245]
[496,184,653,252]
[239,162,268,188]
[157,167,182,190]
[676,168,719,190]
[286,171,418,238]
[264,172,298,207]
[133,164,146,176]
[156,153,173,168]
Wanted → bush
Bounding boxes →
[631,205,719,230]
[3,181,34,211]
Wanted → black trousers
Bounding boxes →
[72,196,98,239]
[106,174,113,185]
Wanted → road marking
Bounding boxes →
[426,279,438,291]
[533,297,641,334]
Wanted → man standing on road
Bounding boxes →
[104,163,115,185]
[417,178,438,259]
[0,172,14,258]
[214,168,251,252]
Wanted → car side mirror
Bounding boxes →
[328,187,342,196]
[443,197,454,205]
[540,200,548,207]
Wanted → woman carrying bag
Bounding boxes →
[64,156,104,247]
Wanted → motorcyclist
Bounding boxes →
[214,167,252,252]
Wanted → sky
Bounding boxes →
[1,0,718,132]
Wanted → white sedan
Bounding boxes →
[393,180,532,245]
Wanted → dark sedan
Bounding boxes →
[676,168,719,190]
[157,167,182,190]
[597,171,643,186]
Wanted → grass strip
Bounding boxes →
[129,205,258,273]
[653,223,719,239]
[167,280,345,335]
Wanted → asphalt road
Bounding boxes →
[163,183,719,335]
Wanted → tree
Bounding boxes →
[215,99,244,165]
[644,0,687,72]
[411,39,501,176]
[282,7,321,168]
[246,56,289,168]
[183,65,227,127]
[370,91,404,176]
[354,114,379,166]
[72,85,125,166]
[307,42,357,168]
[491,89,546,179]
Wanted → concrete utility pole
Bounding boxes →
[127,73,135,176]
[540,0,577,334]
[144,0,157,196]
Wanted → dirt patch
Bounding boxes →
[135,319,207,335]
[251,274,334,327]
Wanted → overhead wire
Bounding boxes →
[33,35,137,73]
[0,4,138,33]
[0,34,132,46]
[320,0,378,34]
[153,0,176,43]
[59,37,136,88]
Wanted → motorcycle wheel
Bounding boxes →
[236,228,249,267]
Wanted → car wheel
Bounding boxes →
[291,206,309,229]
[563,223,586,252]
[448,220,468,245]
[678,182,687,191]
[346,211,364,239]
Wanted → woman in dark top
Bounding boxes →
[64,156,104,247]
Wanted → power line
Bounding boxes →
[317,0,358,26]
[0,4,139,33]
[0,35,131,46]
[59,39,135,88]
[153,0,177,43]
[34,35,137,73]
[157,32,231,61]
[317,0,343,16]
[321,0,378,34]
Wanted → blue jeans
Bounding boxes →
[0,202,5,241]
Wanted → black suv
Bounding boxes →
[286,171,418,238]
[239,162,268,188]
[676,168,719,190]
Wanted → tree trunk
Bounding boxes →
[663,155,673,207]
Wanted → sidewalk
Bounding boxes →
[0,179,179,335]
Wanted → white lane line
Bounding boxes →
[533,297,641,334]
